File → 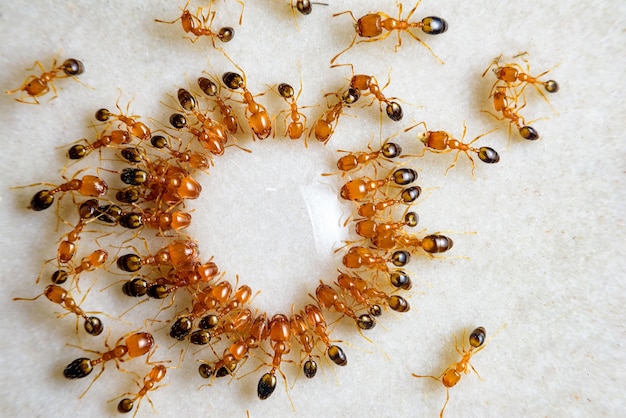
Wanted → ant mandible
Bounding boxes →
[331,0,447,64]
[6,57,84,104]
[404,122,499,178]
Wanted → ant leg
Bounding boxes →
[439,388,450,418]
[405,0,423,21]
[331,34,357,64]
[405,30,444,64]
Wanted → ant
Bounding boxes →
[64,331,155,398]
[68,130,132,160]
[6,57,84,104]
[412,326,504,417]
[198,312,269,380]
[197,76,239,134]
[302,304,348,367]
[222,66,272,140]
[116,364,167,416]
[28,174,108,211]
[404,122,499,178]
[289,309,318,379]
[96,102,152,142]
[168,109,229,158]
[311,87,361,144]
[116,240,199,273]
[485,86,539,141]
[154,0,236,46]
[257,314,292,400]
[13,284,104,336]
[355,210,418,240]
[336,272,410,314]
[483,52,559,111]
[373,230,454,255]
[114,349,183,417]
[330,140,403,177]
[342,246,411,273]
[355,186,421,220]
[150,134,211,171]
[331,1,447,64]
[333,64,404,121]
[315,281,376,330]
[276,81,309,141]
[340,167,418,201]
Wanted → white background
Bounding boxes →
[0,1,624,417]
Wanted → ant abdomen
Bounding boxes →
[328,345,347,366]
[257,373,277,400]
[63,358,92,379]
[421,17,448,35]
[478,147,500,164]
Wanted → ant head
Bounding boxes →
[417,132,429,145]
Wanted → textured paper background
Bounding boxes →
[0,1,624,417]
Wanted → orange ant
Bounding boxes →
[116,240,199,273]
[198,312,269,379]
[117,157,203,202]
[168,109,230,158]
[197,77,239,134]
[64,331,155,398]
[311,87,361,144]
[68,130,132,160]
[412,326,504,417]
[331,1,447,64]
[276,82,309,141]
[6,57,84,104]
[168,87,232,147]
[355,210,418,240]
[342,246,411,273]
[289,309,318,379]
[13,284,104,336]
[222,66,272,140]
[116,363,166,416]
[372,230,454,255]
[257,314,292,400]
[154,0,235,46]
[331,140,403,177]
[28,174,108,211]
[336,272,410,314]
[483,52,559,110]
[403,122,499,177]
[315,281,376,330]
[150,134,211,171]
[333,64,404,121]
[339,167,418,201]
[114,349,183,417]
[485,86,539,141]
[355,186,421,220]
[96,104,152,142]
[302,304,348,367]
